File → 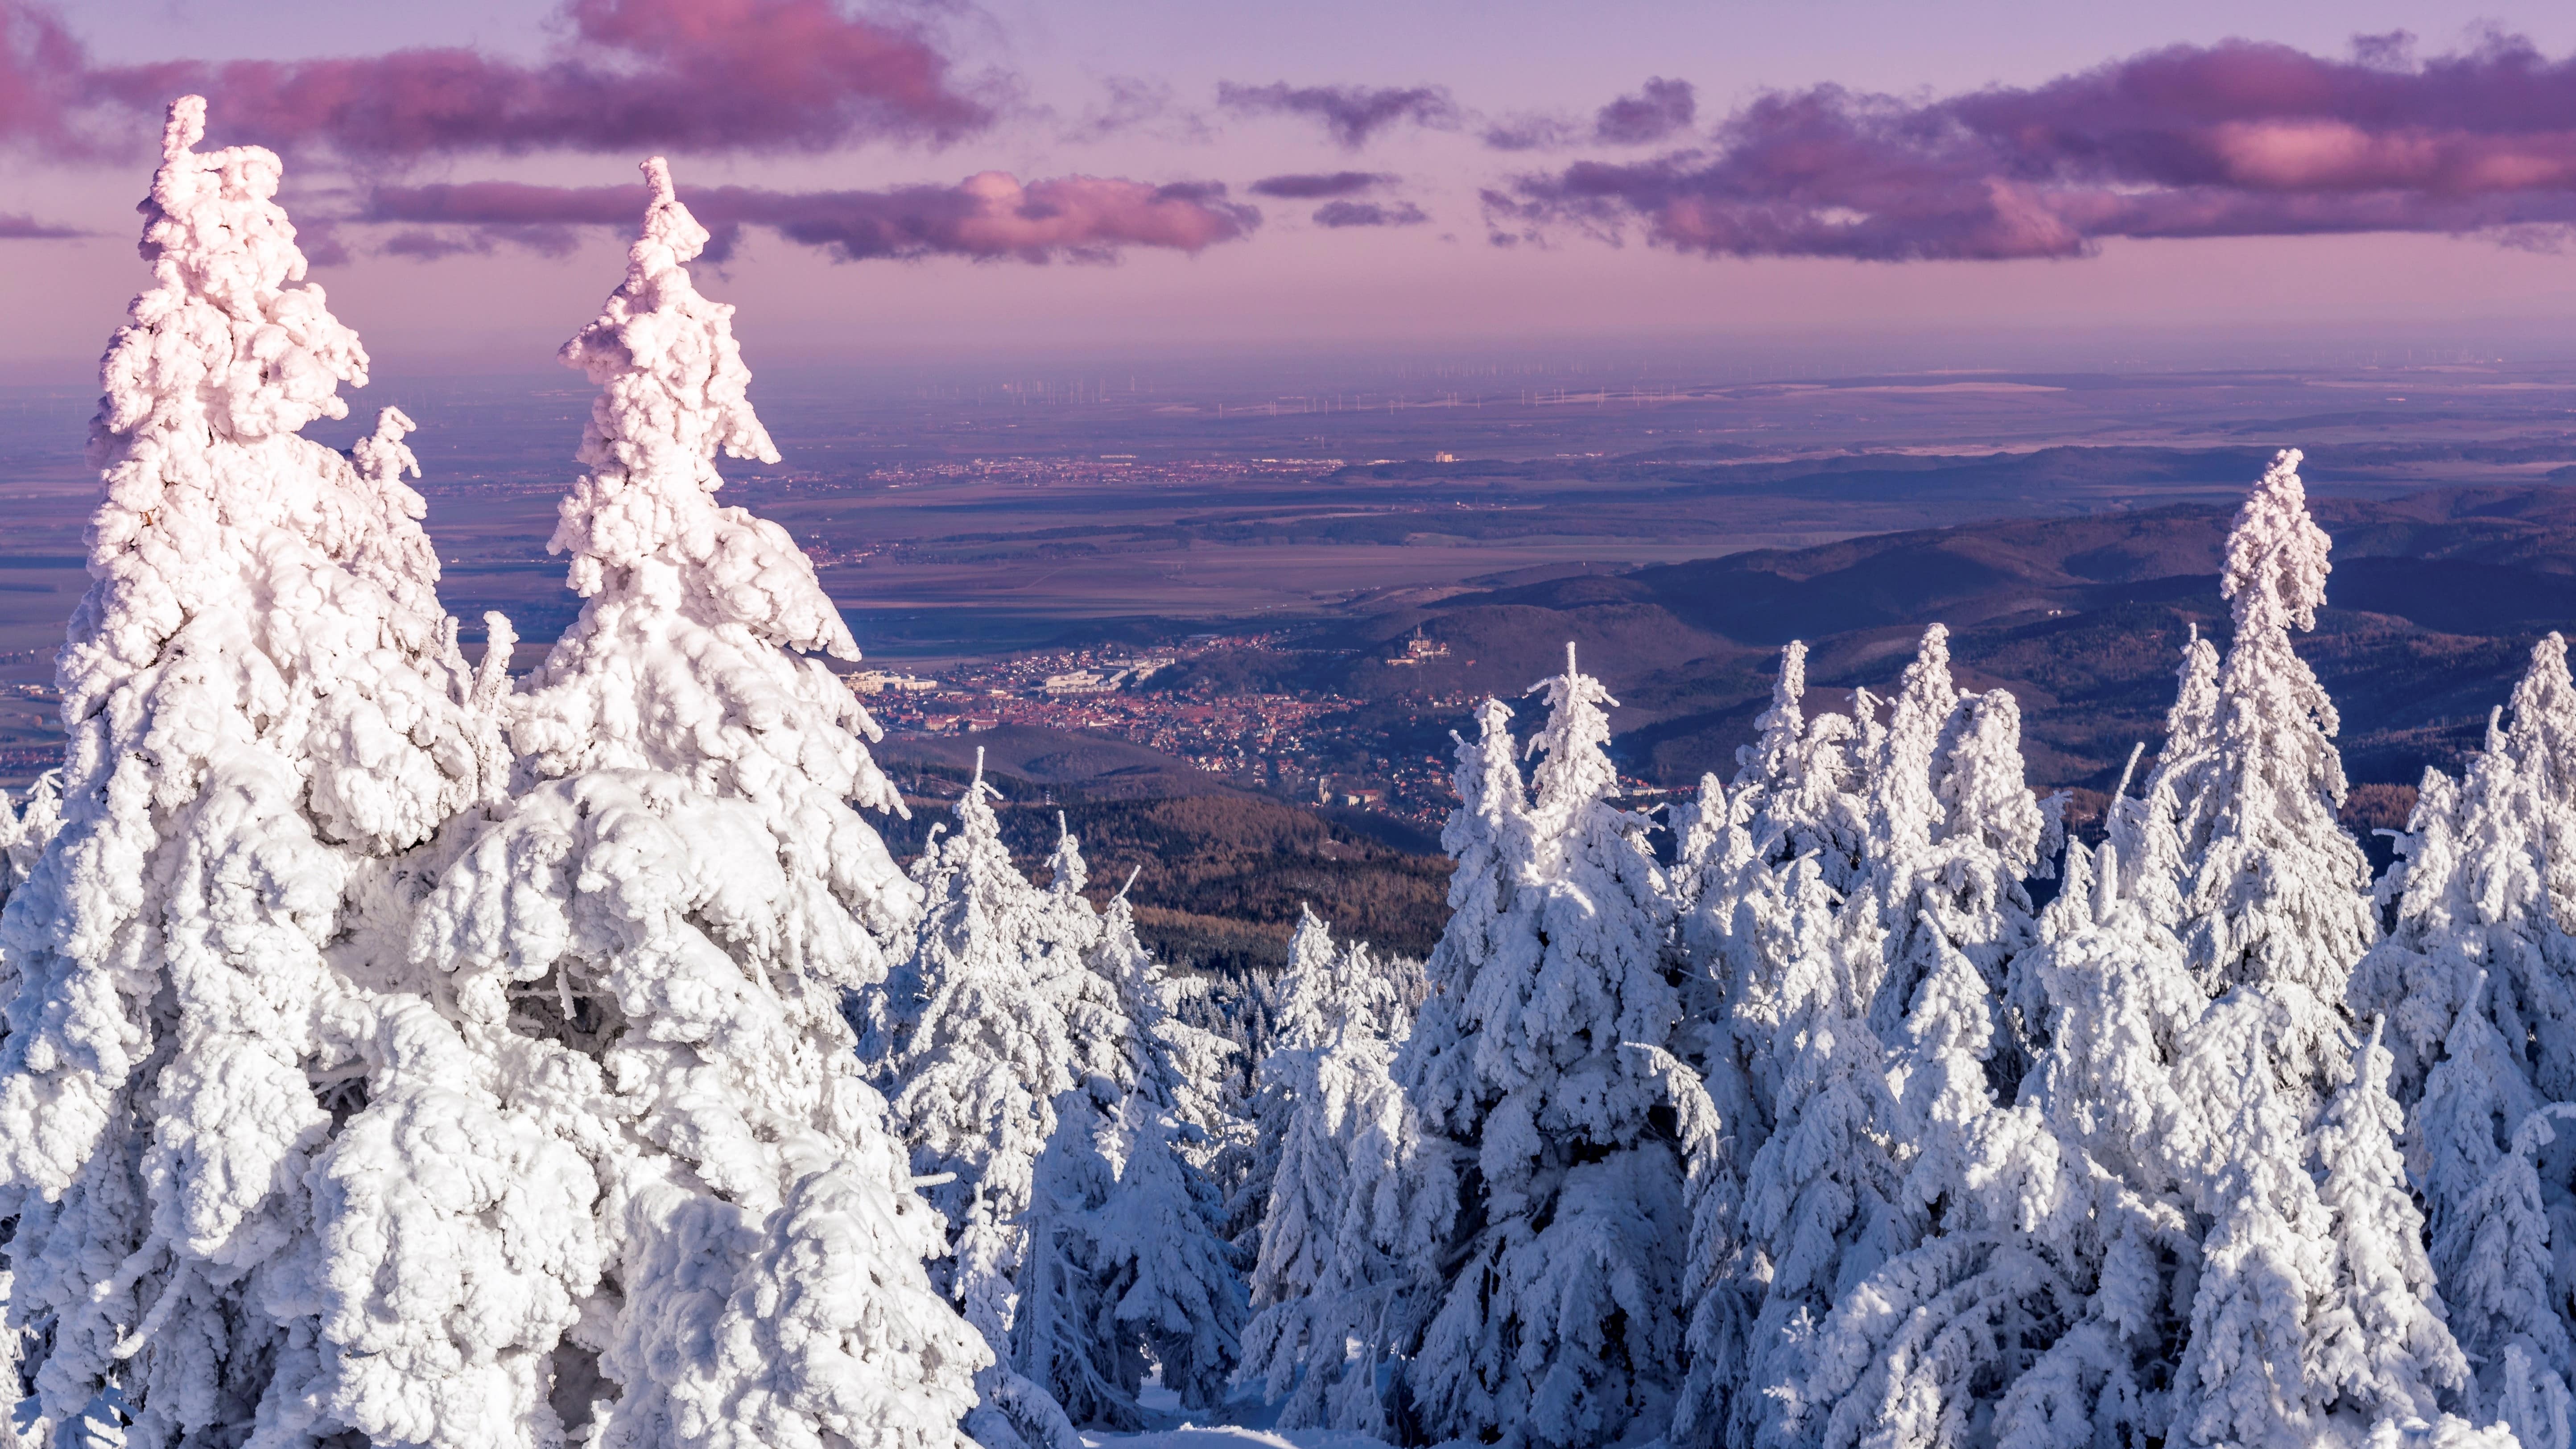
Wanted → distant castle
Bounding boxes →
[1384,630,1450,667]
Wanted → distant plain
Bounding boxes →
[8,353,2576,804]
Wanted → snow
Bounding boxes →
[0,103,2562,1449]
[1078,1427,1390,1449]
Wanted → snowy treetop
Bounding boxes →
[547,156,857,665]
[96,95,364,450]
[2224,447,2331,635]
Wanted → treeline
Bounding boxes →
[1204,450,2573,1449]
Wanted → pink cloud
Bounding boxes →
[364,172,1260,263]
[0,0,986,158]
[1494,33,2576,260]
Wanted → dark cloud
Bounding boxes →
[1248,170,1392,199]
[1481,77,1697,151]
[1216,81,1458,149]
[0,211,83,238]
[1312,199,1428,228]
[364,171,1260,264]
[2,0,987,158]
[1592,77,1694,144]
[1492,34,2576,260]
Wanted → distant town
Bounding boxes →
[853,634,1491,830]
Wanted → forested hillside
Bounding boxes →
[1175,486,2576,811]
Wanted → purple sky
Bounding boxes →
[5,0,2576,376]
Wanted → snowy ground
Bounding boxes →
[1082,1423,1391,1433]
[1079,1384,1392,1449]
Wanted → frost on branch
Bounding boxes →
[405,157,983,1448]
[0,96,512,1449]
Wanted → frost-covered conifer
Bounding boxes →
[1401,646,1689,1448]
[0,771,60,913]
[1773,631,2065,1449]
[1084,888,1247,1409]
[1983,841,2204,1449]
[1240,910,1417,1426]
[405,156,983,1448]
[1860,627,2043,1077]
[2157,451,2458,1448]
[1249,910,1378,1310]
[0,98,529,1449]
[1729,873,1909,1449]
[2355,633,2576,1431]
[1242,906,1341,1245]
[2176,450,2376,1004]
[1735,641,1870,889]
[1668,844,1814,1449]
[880,761,1110,1449]
[2311,1023,2468,1426]
[1089,873,1247,1184]
[1008,883,1244,1429]
[1401,698,1535,1137]
[2359,689,2575,1438]
[2110,624,2221,926]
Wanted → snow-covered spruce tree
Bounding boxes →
[1857,626,2044,1072]
[1682,850,1871,1448]
[1725,870,1911,1449]
[2172,450,2375,1004]
[406,157,984,1448]
[1379,694,1530,1339]
[1399,645,1689,1449]
[1240,909,1412,1426]
[1081,885,1247,1413]
[2155,450,2464,1446]
[1978,839,2208,1449]
[1784,673,2057,1449]
[1239,905,1341,1255]
[1401,697,1535,1139]
[1011,879,1246,1432]
[1089,866,1250,1189]
[0,770,61,912]
[1667,661,1879,1449]
[2352,634,2576,1441]
[2107,622,2222,926]
[1664,792,1781,1449]
[2312,1022,2470,1429]
[878,759,1110,1449]
[0,98,525,1449]
[1734,640,1870,890]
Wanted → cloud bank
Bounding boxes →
[365,173,1260,263]
[2,0,987,157]
[1489,33,2576,259]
